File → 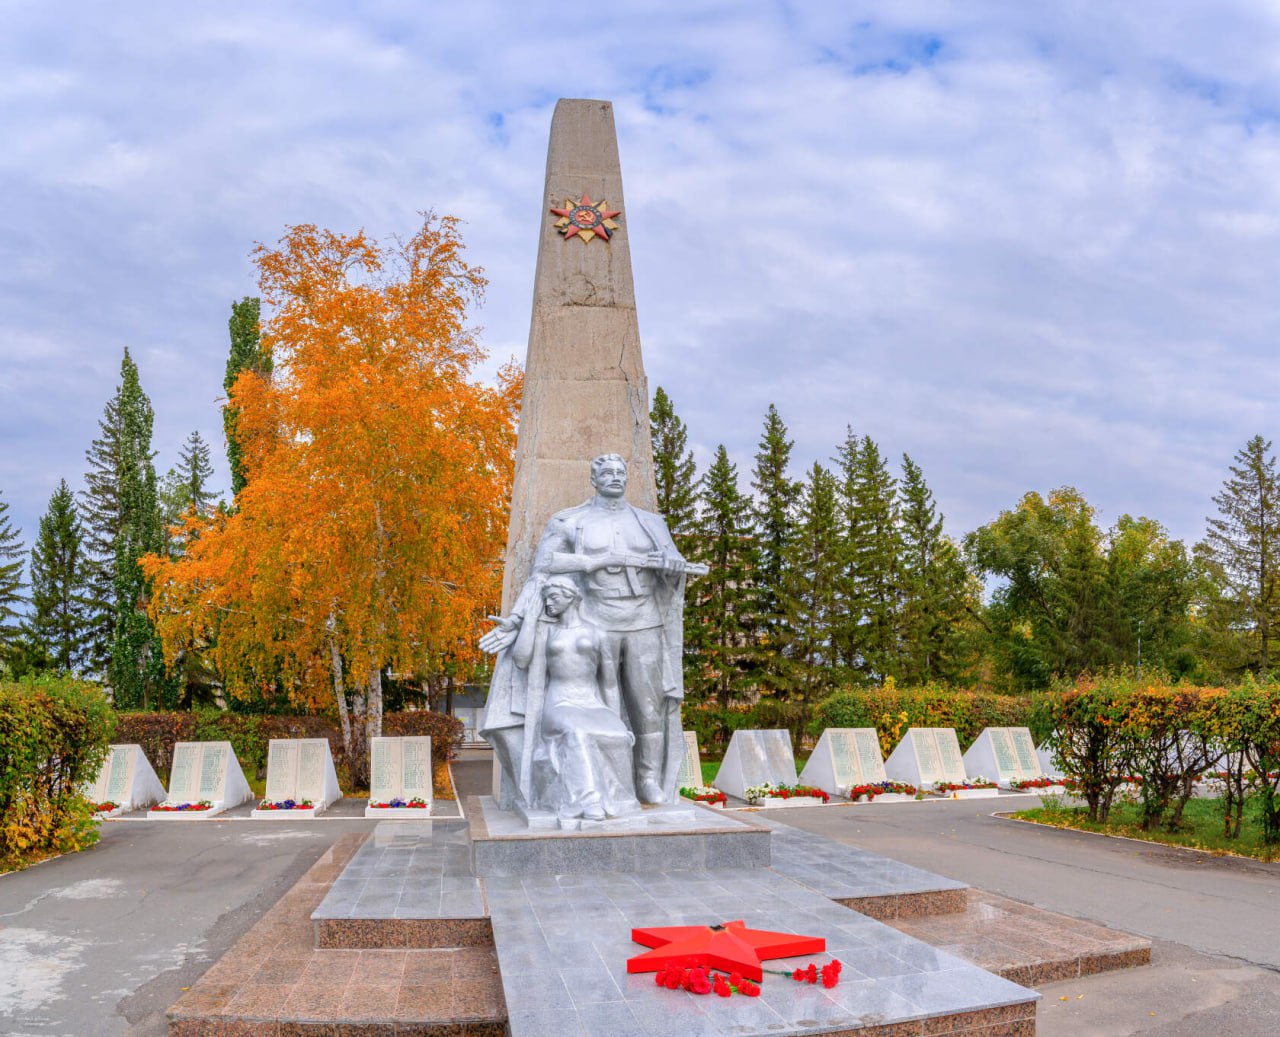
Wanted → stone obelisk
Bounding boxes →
[500,98,657,611]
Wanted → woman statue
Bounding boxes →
[512,576,640,826]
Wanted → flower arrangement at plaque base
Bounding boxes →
[1005,776,1064,792]
[91,800,124,819]
[364,796,432,818]
[845,781,918,803]
[147,799,228,819]
[929,778,999,800]
[680,786,727,807]
[743,783,830,808]
[251,798,320,820]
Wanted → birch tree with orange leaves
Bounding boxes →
[143,216,520,784]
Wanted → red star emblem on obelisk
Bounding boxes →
[627,920,825,982]
[549,193,621,242]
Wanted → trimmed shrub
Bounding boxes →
[0,676,114,869]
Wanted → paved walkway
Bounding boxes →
[750,794,1280,1035]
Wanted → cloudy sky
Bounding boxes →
[3,1,1279,560]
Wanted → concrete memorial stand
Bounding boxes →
[148,741,252,818]
[251,738,342,818]
[85,744,165,816]
[800,728,898,799]
[713,729,799,802]
[963,727,1050,788]
[364,736,432,817]
[885,727,997,798]
[673,730,702,790]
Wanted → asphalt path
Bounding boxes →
[0,813,378,1037]
[759,793,1280,1036]
[5,762,1279,1036]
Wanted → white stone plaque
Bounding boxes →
[675,731,702,789]
[713,729,798,801]
[252,738,342,818]
[365,736,433,816]
[150,742,252,819]
[84,744,165,813]
[963,727,1046,787]
[884,728,966,788]
[800,728,886,795]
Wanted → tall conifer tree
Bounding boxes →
[650,387,698,553]
[750,404,800,693]
[837,434,901,681]
[80,382,123,675]
[1198,435,1280,673]
[160,430,219,549]
[28,480,92,674]
[685,445,756,707]
[897,455,974,683]
[0,491,25,663]
[776,463,843,703]
[223,297,271,498]
[108,349,169,708]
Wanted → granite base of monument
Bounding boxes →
[470,795,770,876]
[513,798,698,832]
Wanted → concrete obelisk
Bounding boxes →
[500,98,657,612]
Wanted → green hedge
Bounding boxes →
[114,709,463,787]
[1,676,114,869]
[812,681,1038,757]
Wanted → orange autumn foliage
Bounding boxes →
[143,216,520,711]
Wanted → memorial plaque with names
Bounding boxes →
[104,746,133,801]
[198,747,228,799]
[990,729,1019,778]
[675,731,702,788]
[855,730,887,783]
[886,728,966,787]
[168,743,199,800]
[935,731,965,780]
[913,733,943,785]
[368,736,432,804]
[370,738,395,798]
[715,730,799,801]
[401,737,432,798]
[1011,729,1039,773]
[297,741,327,798]
[829,730,860,787]
[264,741,299,802]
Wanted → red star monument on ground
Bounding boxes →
[627,920,826,982]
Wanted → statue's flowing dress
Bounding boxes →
[533,620,640,820]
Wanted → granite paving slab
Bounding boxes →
[486,864,1038,1037]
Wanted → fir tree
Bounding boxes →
[650,387,698,552]
[776,463,843,704]
[28,479,92,674]
[223,296,271,498]
[108,349,170,708]
[1198,435,1280,674]
[0,490,26,663]
[80,382,122,675]
[749,404,800,693]
[160,430,219,550]
[836,433,901,681]
[685,445,756,707]
[897,455,974,683]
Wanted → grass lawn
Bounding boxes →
[1012,795,1279,863]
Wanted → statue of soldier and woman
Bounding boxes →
[479,453,704,828]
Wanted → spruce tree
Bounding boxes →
[160,430,219,549]
[108,349,169,708]
[223,296,271,498]
[80,382,123,676]
[837,434,901,682]
[1198,435,1280,673]
[897,455,974,683]
[750,404,800,694]
[685,445,756,707]
[776,463,843,704]
[650,387,698,553]
[28,479,92,674]
[0,490,26,663]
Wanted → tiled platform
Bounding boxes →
[754,814,969,919]
[885,890,1152,988]
[167,832,506,1036]
[486,864,1037,1037]
[312,821,491,949]
[469,795,772,876]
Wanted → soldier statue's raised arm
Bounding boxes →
[479,453,706,818]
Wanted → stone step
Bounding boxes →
[881,889,1152,988]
